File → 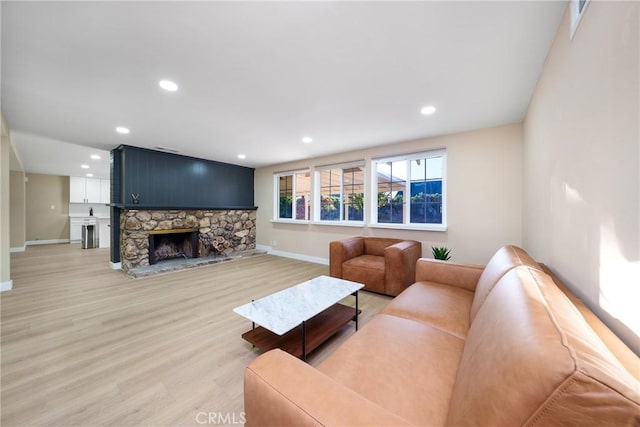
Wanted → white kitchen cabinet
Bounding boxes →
[100,179,111,204]
[70,177,87,203]
[70,219,82,241]
[70,177,110,203]
[85,178,101,203]
[98,218,110,248]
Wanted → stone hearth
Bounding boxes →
[120,209,256,273]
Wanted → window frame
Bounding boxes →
[370,149,447,231]
[272,169,312,223]
[312,160,366,226]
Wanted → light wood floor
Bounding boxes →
[1,244,391,426]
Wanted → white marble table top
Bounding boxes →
[233,275,363,335]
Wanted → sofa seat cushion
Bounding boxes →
[342,255,385,293]
[244,350,413,426]
[382,281,474,339]
[318,314,465,426]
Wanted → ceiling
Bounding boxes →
[1,1,566,179]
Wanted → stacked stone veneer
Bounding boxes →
[120,209,256,272]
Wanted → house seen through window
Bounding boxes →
[373,150,445,227]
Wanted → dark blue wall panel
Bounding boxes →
[112,145,255,209]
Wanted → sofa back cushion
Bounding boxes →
[470,245,540,322]
[446,267,640,426]
[363,237,402,257]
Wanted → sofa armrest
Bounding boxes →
[329,237,364,278]
[244,349,412,427]
[384,241,422,296]
[540,264,640,381]
[415,258,484,292]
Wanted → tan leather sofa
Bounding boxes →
[244,245,640,426]
[329,237,422,296]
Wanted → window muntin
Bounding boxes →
[372,150,445,227]
[315,163,365,223]
[275,171,311,221]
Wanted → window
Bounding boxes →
[274,170,311,221]
[372,150,446,229]
[314,162,365,223]
[274,152,444,230]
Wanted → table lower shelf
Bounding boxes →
[240,303,361,359]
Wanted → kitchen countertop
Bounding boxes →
[69,215,110,219]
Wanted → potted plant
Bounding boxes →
[432,246,451,261]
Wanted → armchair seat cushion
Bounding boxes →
[382,281,473,339]
[343,254,385,271]
[342,255,385,293]
[330,237,422,296]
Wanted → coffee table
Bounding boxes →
[233,275,364,361]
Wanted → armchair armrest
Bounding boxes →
[384,240,422,296]
[329,237,364,278]
[415,258,484,292]
[244,349,412,427]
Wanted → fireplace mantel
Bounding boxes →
[112,204,258,210]
[148,228,198,235]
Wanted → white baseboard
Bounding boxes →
[10,246,26,253]
[257,245,328,265]
[110,262,122,270]
[26,239,70,246]
[1,280,13,292]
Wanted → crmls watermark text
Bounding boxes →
[196,411,246,425]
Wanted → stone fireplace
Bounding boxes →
[120,209,256,272]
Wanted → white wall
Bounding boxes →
[255,123,523,265]
[1,113,13,290]
[523,1,639,353]
[10,170,26,250]
[24,174,70,242]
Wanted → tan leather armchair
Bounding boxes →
[329,237,422,296]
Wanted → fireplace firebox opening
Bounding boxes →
[148,229,199,265]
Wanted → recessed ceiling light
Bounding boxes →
[159,80,178,92]
[90,154,101,160]
[237,154,247,159]
[81,164,90,169]
[302,136,313,144]
[420,105,437,115]
[116,126,130,134]
[86,173,94,177]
